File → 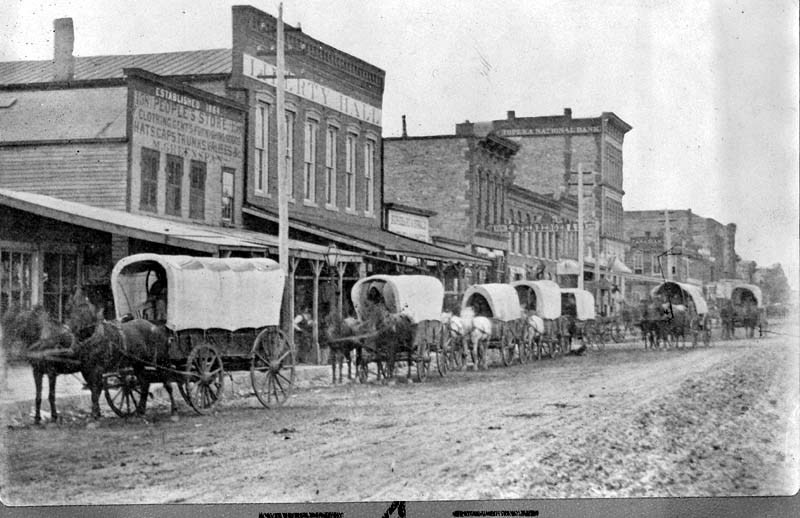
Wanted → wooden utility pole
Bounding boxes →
[664,208,672,280]
[577,163,585,290]
[277,2,289,274]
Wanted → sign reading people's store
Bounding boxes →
[130,74,244,163]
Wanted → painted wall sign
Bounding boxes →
[131,85,244,162]
[497,126,600,137]
[242,53,382,126]
[387,210,430,242]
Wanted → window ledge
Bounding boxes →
[325,204,339,212]
[254,190,272,199]
[303,199,317,208]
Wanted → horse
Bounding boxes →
[67,291,178,419]
[662,304,690,348]
[740,304,760,339]
[456,306,492,370]
[320,313,361,384]
[639,301,665,349]
[1,304,82,424]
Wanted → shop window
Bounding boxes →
[165,154,183,217]
[189,160,206,220]
[43,252,78,323]
[140,147,159,212]
[221,168,235,222]
[1,250,34,314]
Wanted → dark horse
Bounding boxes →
[67,291,178,419]
[1,304,82,423]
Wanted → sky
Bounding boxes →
[1,0,798,288]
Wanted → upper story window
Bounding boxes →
[345,133,357,211]
[650,253,661,275]
[364,139,375,215]
[189,160,206,220]
[325,125,338,207]
[285,111,295,200]
[165,154,183,217]
[221,167,234,222]
[140,147,159,213]
[255,102,269,195]
[303,119,318,203]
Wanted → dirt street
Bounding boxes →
[1,324,798,505]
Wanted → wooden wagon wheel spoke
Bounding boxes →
[251,327,295,408]
[103,371,145,418]
[184,343,225,414]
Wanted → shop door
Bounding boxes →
[43,252,78,323]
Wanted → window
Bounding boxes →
[475,171,483,227]
[0,250,33,314]
[221,168,234,222]
[345,133,357,210]
[633,252,643,274]
[304,119,318,202]
[189,160,206,220]
[651,254,661,275]
[165,154,183,216]
[43,252,78,322]
[140,147,159,212]
[364,139,375,214]
[255,102,269,194]
[285,111,295,199]
[325,126,337,206]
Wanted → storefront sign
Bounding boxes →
[131,84,244,162]
[243,54,382,126]
[490,223,590,232]
[387,210,430,242]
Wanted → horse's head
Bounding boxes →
[66,295,103,344]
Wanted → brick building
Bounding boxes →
[464,109,633,265]
[383,124,519,288]
[624,209,738,303]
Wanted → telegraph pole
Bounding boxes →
[276,2,289,274]
[664,208,671,280]
[577,163,585,290]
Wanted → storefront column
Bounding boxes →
[311,259,323,365]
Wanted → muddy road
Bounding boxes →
[1,326,798,505]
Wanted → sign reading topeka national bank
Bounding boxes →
[131,83,244,163]
[243,53,382,126]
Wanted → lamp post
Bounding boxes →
[325,243,342,318]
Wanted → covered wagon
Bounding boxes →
[460,283,526,367]
[511,279,562,360]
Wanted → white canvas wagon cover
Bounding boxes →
[730,283,763,308]
[112,254,285,332]
[351,275,444,323]
[511,280,562,320]
[560,288,596,321]
[461,283,523,322]
[650,281,709,315]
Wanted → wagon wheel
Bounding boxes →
[436,335,450,376]
[500,332,515,366]
[183,343,225,414]
[103,370,146,418]
[251,328,296,408]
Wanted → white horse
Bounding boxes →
[524,312,545,357]
[453,307,493,370]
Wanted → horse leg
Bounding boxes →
[136,380,151,416]
[330,350,337,384]
[47,371,58,422]
[163,382,177,416]
[32,366,43,424]
[338,352,344,384]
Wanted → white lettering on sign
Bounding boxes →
[497,126,600,137]
[388,211,430,242]
[243,54,382,126]
[132,89,244,162]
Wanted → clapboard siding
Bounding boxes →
[0,143,128,210]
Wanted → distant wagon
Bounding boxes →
[511,279,563,360]
[460,283,527,367]
[728,283,766,338]
[650,281,712,347]
[560,288,598,350]
[111,254,295,415]
[349,274,446,382]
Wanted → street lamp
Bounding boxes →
[325,243,342,318]
[325,242,340,269]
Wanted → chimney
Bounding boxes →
[507,110,515,120]
[401,115,407,138]
[564,107,572,119]
[53,18,75,81]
